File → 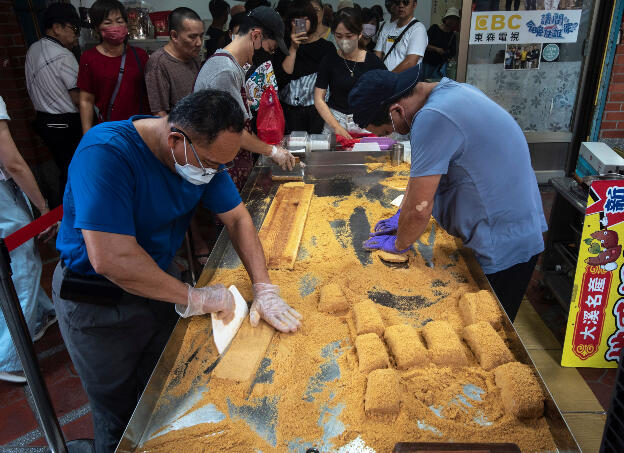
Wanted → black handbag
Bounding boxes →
[59,263,142,305]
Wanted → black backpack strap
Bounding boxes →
[383,19,419,63]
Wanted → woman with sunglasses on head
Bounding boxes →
[314,8,386,140]
[77,0,149,134]
[271,0,335,133]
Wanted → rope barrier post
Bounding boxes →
[0,238,68,453]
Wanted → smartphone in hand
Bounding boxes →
[294,18,307,35]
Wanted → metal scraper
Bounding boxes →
[212,285,249,355]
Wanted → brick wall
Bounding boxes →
[600,18,624,139]
[0,0,58,202]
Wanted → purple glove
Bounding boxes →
[370,209,401,236]
[363,235,411,254]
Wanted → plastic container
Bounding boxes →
[287,131,308,148]
[352,142,381,151]
[400,140,411,163]
[360,136,396,150]
[309,134,331,151]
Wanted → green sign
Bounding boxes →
[542,44,560,62]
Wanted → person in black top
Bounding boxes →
[314,8,386,139]
[322,4,334,28]
[371,4,384,24]
[245,0,270,10]
[506,0,521,10]
[205,0,229,58]
[220,11,246,50]
[272,0,335,133]
[212,11,246,54]
[276,0,291,22]
[421,7,459,81]
[474,0,499,10]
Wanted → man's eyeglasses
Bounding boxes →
[170,127,234,175]
[66,24,80,35]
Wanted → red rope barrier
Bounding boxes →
[4,205,63,252]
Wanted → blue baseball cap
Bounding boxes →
[349,64,420,128]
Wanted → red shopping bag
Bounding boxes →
[257,85,285,145]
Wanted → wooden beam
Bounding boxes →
[212,319,274,382]
[258,182,314,269]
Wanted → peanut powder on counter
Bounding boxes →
[137,170,558,453]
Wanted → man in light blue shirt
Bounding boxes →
[349,64,547,321]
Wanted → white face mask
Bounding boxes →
[171,135,216,185]
[337,38,357,55]
[362,24,376,38]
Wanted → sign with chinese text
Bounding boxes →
[469,10,582,45]
[562,180,624,367]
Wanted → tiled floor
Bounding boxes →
[0,184,619,451]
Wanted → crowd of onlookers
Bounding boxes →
[0,0,462,384]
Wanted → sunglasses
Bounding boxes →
[170,127,234,174]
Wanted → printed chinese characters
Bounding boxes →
[526,13,579,39]
[605,186,624,214]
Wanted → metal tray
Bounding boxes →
[116,151,580,452]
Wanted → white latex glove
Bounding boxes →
[176,284,235,323]
[250,283,302,333]
[270,145,296,171]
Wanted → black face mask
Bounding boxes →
[253,47,272,66]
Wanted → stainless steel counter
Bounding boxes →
[116,151,580,452]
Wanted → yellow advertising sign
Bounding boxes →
[474,14,522,31]
[562,180,624,367]
[469,10,582,45]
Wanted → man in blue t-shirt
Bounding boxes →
[349,65,547,322]
[52,90,302,452]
